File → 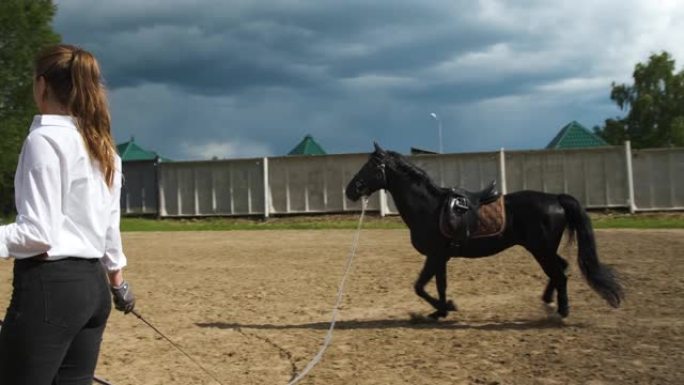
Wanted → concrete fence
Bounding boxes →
[120,142,684,217]
[120,161,158,215]
[632,147,684,211]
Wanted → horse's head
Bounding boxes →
[345,142,389,202]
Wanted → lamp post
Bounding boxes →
[430,112,443,153]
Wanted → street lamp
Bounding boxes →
[430,112,443,153]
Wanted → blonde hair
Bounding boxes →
[35,44,116,187]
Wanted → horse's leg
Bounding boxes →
[430,256,456,319]
[414,257,441,311]
[552,255,569,317]
[542,280,555,304]
[532,251,570,317]
[541,256,569,304]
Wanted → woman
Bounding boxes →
[0,44,135,384]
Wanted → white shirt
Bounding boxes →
[0,115,127,271]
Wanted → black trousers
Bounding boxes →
[0,257,112,385]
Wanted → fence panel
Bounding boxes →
[632,148,684,210]
[505,147,628,208]
[159,159,264,216]
[121,161,158,214]
[267,154,379,214]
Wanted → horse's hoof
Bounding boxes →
[428,310,447,320]
[542,294,554,304]
[445,300,458,311]
[558,306,569,318]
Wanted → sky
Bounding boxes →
[53,0,684,160]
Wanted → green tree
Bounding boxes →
[596,51,684,149]
[0,0,60,215]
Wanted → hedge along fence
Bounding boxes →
[121,142,683,217]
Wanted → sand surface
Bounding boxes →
[1,229,682,385]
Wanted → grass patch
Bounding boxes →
[591,212,684,229]
[6,213,684,232]
[120,212,684,232]
[120,215,407,232]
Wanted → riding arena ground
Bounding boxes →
[1,228,682,384]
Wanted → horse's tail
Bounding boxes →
[558,194,624,308]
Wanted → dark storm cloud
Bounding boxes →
[53,0,684,159]
[55,0,525,98]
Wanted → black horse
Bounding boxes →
[345,143,623,319]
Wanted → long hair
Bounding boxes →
[34,44,116,187]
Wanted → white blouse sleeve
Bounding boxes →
[101,159,127,271]
[0,135,63,259]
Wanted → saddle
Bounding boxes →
[439,180,506,244]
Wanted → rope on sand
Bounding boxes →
[286,197,368,385]
[1,197,369,385]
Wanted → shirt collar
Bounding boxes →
[30,115,78,132]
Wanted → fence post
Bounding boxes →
[624,141,636,213]
[263,157,270,218]
[379,190,389,217]
[125,190,130,214]
[193,168,199,216]
[499,147,508,194]
[157,161,165,218]
[141,186,146,214]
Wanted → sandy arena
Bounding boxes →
[1,228,683,385]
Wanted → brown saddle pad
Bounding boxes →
[471,195,506,238]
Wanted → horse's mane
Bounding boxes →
[385,151,443,194]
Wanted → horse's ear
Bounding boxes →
[373,142,386,154]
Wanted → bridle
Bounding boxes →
[372,157,387,187]
[354,155,387,196]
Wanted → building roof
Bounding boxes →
[545,121,609,149]
[288,134,327,156]
[117,137,168,162]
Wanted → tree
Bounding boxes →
[0,0,60,215]
[596,51,684,149]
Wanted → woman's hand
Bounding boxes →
[111,281,136,314]
[108,270,135,314]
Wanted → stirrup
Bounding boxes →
[450,196,469,211]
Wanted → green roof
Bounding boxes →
[288,134,327,156]
[546,121,609,149]
[117,137,169,162]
